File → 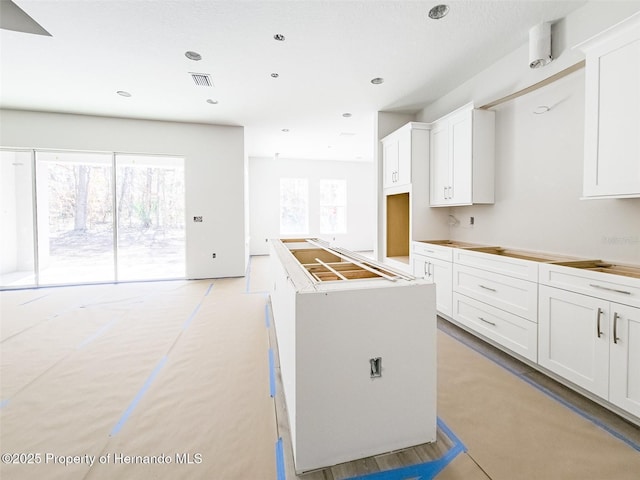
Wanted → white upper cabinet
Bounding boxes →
[576,12,640,198]
[429,103,495,206]
[381,122,429,189]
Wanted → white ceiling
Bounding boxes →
[1,0,587,161]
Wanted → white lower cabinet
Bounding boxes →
[539,285,640,417]
[453,263,538,322]
[609,303,640,417]
[453,292,538,361]
[451,253,539,361]
[413,253,453,318]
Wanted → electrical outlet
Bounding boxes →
[194,216,203,222]
[370,357,382,378]
[469,216,475,225]
[212,253,216,259]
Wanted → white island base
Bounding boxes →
[269,239,437,473]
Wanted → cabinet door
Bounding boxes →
[538,285,609,399]
[430,121,449,205]
[412,253,431,280]
[609,303,640,417]
[382,135,400,189]
[448,110,473,205]
[583,20,640,197]
[431,257,453,318]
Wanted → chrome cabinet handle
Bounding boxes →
[596,307,604,338]
[479,284,496,292]
[478,317,496,326]
[589,284,631,295]
[443,186,447,199]
[613,312,620,344]
[423,261,428,277]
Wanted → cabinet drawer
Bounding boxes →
[452,292,537,362]
[539,264,640,309]
[412,241,453,262]
[453,264,538,322]
[453,249,539,282]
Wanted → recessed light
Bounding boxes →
[370,77,384,85]
[342,113,352,118]
[428,4,449,20]
[533,105,550,114]
[185,51,202,61]
[206,99,218,104]
[273,33,285,41]
[116,90,131,97]
[271,73,280,78]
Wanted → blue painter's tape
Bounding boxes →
[436,417,467,453]
[204,283,214,296]
[110,356,168,436]
[182,302,202,331]
[344,417,466,480]
[275,437,286,480]
[269,348,276,398]
[77,318,118,349]
[265,303,271,329]
[440,327,640,453]
[0,399,9,409]
[517,371,640,453]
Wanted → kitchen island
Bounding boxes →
[269,238,437,473]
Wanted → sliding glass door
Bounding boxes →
[0,150,36,287]
[115,154,185,281]
[0,149,185,289]
[36,151,115,285]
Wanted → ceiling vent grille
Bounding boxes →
[190,73,213,87]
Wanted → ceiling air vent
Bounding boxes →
[190,72,213,87]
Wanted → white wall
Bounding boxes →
[0,109,246,278]
[249,156,375,255]
[452,69,639,263]
[414,2,640,265]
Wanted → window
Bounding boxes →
[115,154,185,281]
[280,178,308,235]
[320,179,347,234]
[0,149,185,288]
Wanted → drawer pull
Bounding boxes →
[596,308,604,338]
[589,284,631,295]
[478,316,496,327]
[613,312,620,345]
[478,284,497,292]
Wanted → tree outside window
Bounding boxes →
[280,178,309,235]
[320,179,347,234]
